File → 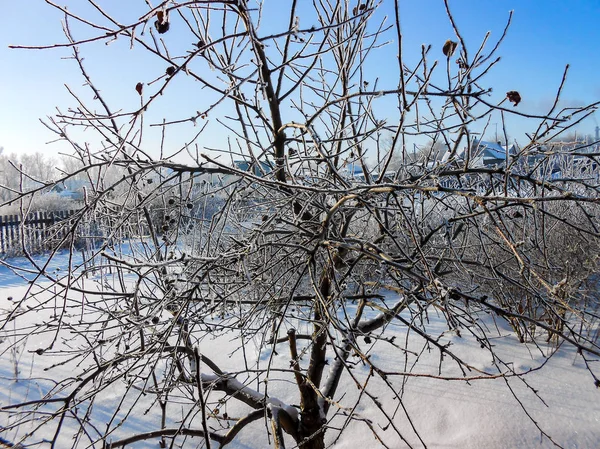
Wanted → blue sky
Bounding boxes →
[2,1,600,162]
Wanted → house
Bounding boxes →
[233,160,273,176]
[340,161,380,182]
[453,140,517,167]
[50,179,91,201]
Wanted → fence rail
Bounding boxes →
[0,210,76,255]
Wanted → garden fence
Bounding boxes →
[0,210,76,255]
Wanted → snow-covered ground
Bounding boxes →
[0,249,599,448]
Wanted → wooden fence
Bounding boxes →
[0,210,77,255]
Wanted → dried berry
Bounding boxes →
[506,91,522,107]
[155,10,170,34]
[155,21,170,34]
[166,66,176,76]
[443,39,458,57]
[135,82,143,95]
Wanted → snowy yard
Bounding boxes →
[1,250,599,449]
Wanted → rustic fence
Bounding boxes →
[0,210,79,256]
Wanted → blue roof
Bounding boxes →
[475,141,515,160]
[233,160,273,175]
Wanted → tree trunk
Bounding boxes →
[298,409,326,449]
[296,266,332,449]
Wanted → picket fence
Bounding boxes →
[0,210,77,255]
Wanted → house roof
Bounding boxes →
[447,140,517,166]
[474,140,516,160]
[233,160,273,175]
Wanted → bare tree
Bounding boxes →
[1,1,600,449]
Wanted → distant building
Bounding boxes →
[449,140,517,168]
[50,179,91,201]
[340,161,368,181]
[233,160,273,176]
[205,159,274,188]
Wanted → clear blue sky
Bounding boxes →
[2,1,600,161]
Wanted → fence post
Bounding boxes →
[38,211,45,252]
[23,212,30,253]
[8,214,17,252]
[0,215,4,254]
[32,211,40,253]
